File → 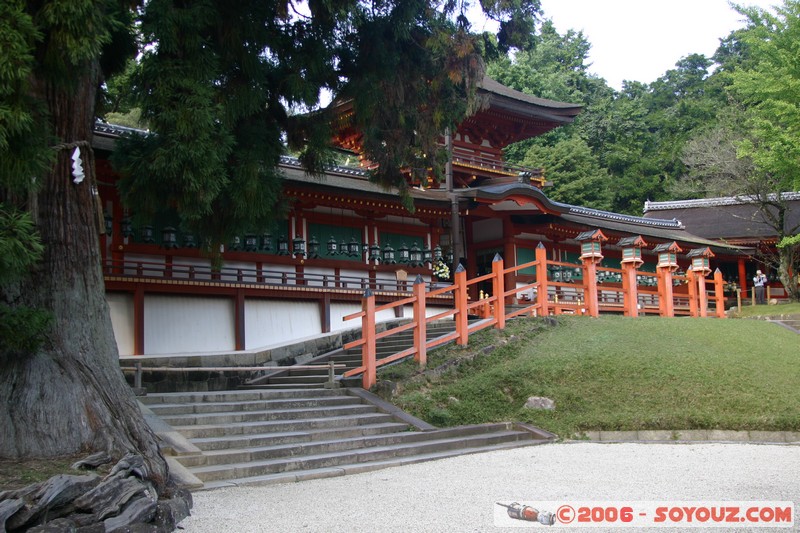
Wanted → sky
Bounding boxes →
[478,0,779,90]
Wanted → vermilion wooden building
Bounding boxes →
[93,77,745,356]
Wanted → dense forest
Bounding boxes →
[487,6,800,218]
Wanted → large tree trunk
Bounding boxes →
[0,58,167,489]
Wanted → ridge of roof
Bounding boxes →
[478,76,582,112]
[568,205,683,229]
[644,192,800,211]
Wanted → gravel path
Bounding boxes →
[179,442,798,532]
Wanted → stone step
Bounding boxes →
[173,412,396,439]
[140,388,344,405]
[189,428,533,482]
[190,422,412,452]
[265,375,330,385]
[160,404,377,427]
[179,423,521,467]
[148,395,361,416]
[198,440,542,490]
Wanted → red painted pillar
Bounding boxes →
[361,289,377,390]
[582,259,599,317]
[535,243,549,317]
[697,272,708,318]
[413,276,427,367]
[492,253,505,330]
[714,269,726,318]
[658,268,675,317]
[687,269,698,317]
[133,286,145,355]
[622,262,639,317]
[455,265,469,345]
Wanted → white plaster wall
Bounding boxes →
[144,295,235,354]
[245,300,322,348]
[106,293,134,356]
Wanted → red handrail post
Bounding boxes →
[412,275,427,367]
[361,289,377,390]
[582,258,600,317]
[492,253,505,330]
[714,268,726,318]
[455,264,469,345]
[697,271,709,318]
[657,268,675,317]
[535,243,549,316]
[621,262,639,317]
[687,269,698,317]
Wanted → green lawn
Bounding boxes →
[387,315,800,439]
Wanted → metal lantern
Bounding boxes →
[347,237,360,257]
[369,243,381,262]
[161,226,178,249]
[183,234,197,248]
[398,243,410,263]
[120,217,133,238]
[104,213,113,236]
[292,235,306,257]
[244,233,258,251]
[339,239,347,256]
[433,245,443,262]
[446,248,454,265]
[277,235,289,255]
[576,229,608,260]
[654,242,681,270]
[308,235,320,258]
[260,233,272,251]
[686,247,714,276]
[229,235,241,251]
[141,225,155,244]
[618,235,646,267]
[422,247,433,265]
[327,236,338,256]
[382,243,396,264]
[410,243,423,266]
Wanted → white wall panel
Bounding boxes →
[245,300,322,348]
[107,293,134,356]
[144,295,234,354]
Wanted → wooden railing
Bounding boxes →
[102,258,448,294]
[343,244,727,389]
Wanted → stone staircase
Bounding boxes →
[246,319,461,388]
[142,387,552,490]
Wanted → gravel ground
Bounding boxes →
[178,442,799,532]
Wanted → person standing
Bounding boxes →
[753,269,768,304]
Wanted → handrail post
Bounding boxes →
[714,268,726,318]
[361,289,377,390]
[413,275,427,367]
[535,243,549,316]
[491,253,505,330]
[697,271,709,318]
[581,258,600,318]
[455,264,469,345]
[657,267,675,317]
[622,262,638,317]
[687,269,698,317]
[325,361,340,389]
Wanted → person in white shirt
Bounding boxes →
[752,269,768,304]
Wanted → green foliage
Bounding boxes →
[392,316,800,438]
[0,1,51,195]
[0,205,50,357]
[729,1,800,191]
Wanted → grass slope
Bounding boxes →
[387,315,800,439]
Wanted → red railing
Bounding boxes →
[343,244,727,389]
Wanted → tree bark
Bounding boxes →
[0,58,167,489]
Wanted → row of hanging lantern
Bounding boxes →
[117,218,455,268]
